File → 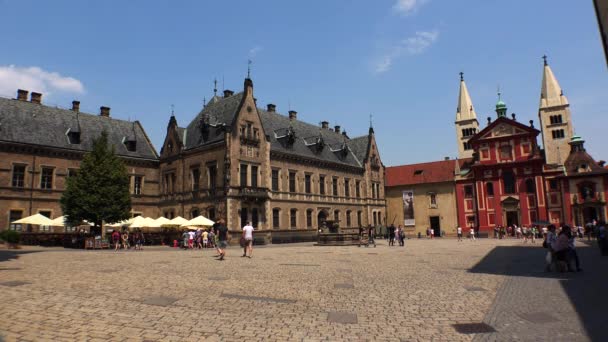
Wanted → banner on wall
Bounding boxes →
[402,190,415,226]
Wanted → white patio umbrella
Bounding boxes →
[49,216,68,227]
[12,213,54,226]
[143,217,161,228]
[155,217,173,226]
[182,215,214,227]
[169,216,189,226]
[128,216,148,228]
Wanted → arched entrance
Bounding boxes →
[583,206,598,224]
[317,210,328,229]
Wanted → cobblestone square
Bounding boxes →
[1,239,606,341]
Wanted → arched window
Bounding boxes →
[486,182,494,196]
[525,179,536,193]
[503,171,515,194]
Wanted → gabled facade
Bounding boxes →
[455,111,549,231]
[159,78,386,238]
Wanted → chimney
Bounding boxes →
[17,89,28,101]
[267,104,276,112]
[321,121,329,129]
[511,113,516,121]
[334,125,341,134]
[100,106,111,117]
[342,131,347,137]
[288,110,297,120]
[30,92,42,104]
[598,160,606,167]
[223,89,234,98]
[71,101,80,112]
[444,156,450,161]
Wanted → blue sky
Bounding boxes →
[1,0,606,165]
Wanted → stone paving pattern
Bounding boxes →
[0,238,606,341]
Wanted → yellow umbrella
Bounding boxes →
[182,215,214,227]
[12,213,54,226]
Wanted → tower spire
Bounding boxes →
[247,59,252,78]
[213,79,217,96]
[456,72,477,121]
[539,55,568,108]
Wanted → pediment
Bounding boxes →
[472,117,539,144]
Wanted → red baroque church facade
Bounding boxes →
[454,59,608,234]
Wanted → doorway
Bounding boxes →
[317,210,328,229]
[506,211,519,227]
[583,207,598,224]
[430,216,441,237]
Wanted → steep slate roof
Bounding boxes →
[386,159,457,186]
[181,88,370,168]
[259,109,366,168]
[0,97,158,160]
[348,135,370,163]
[183,93,243,149]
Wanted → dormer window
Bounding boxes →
[67,131,80,144]
[414,170,424,175]
[124,140,136,152]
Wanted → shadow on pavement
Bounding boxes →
[0,249,41,263]
[469,243,608,341]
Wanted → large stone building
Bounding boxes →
[387,58,608,235]
[0,78,386,241]
[0,90,160,233]
[158,78,386,240]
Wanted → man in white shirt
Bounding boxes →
[456,226,463,242]
[242,221,254,258]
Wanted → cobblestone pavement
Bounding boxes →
[0,238,605,341]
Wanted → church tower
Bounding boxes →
[455,73,479,159]
[538,56,573,165]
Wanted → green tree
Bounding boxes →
[61,131,131,235]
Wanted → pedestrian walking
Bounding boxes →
[182,230,189,249]
[187,229,195,249]
[469,227,476,241]
[216,219,228,260]
[531,227,537,243]
[544,225,558,272]
[388,224,396,246]
[111,230,121,251]
[134,229,143,251]
[121,230,130,250]
[242,221,254,258]
[398,225,405,246]
[202,229,209,248]
[196,229,203,249]
[456,226,463,242]
[368,225,376,247]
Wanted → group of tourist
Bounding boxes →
[543,224,583,272]
[111,228,145,251]
[387,224,406,246]
[177,219,253,261]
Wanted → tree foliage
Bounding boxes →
[60,131,131,230]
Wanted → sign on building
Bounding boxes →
[402,190,415,226]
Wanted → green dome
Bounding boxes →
[571,135,583,143]
[496,99,507,109]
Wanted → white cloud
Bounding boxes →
[374,30,439,74]
[248,46,263,58]
[0,65,84,98]
[393,0,429,15]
